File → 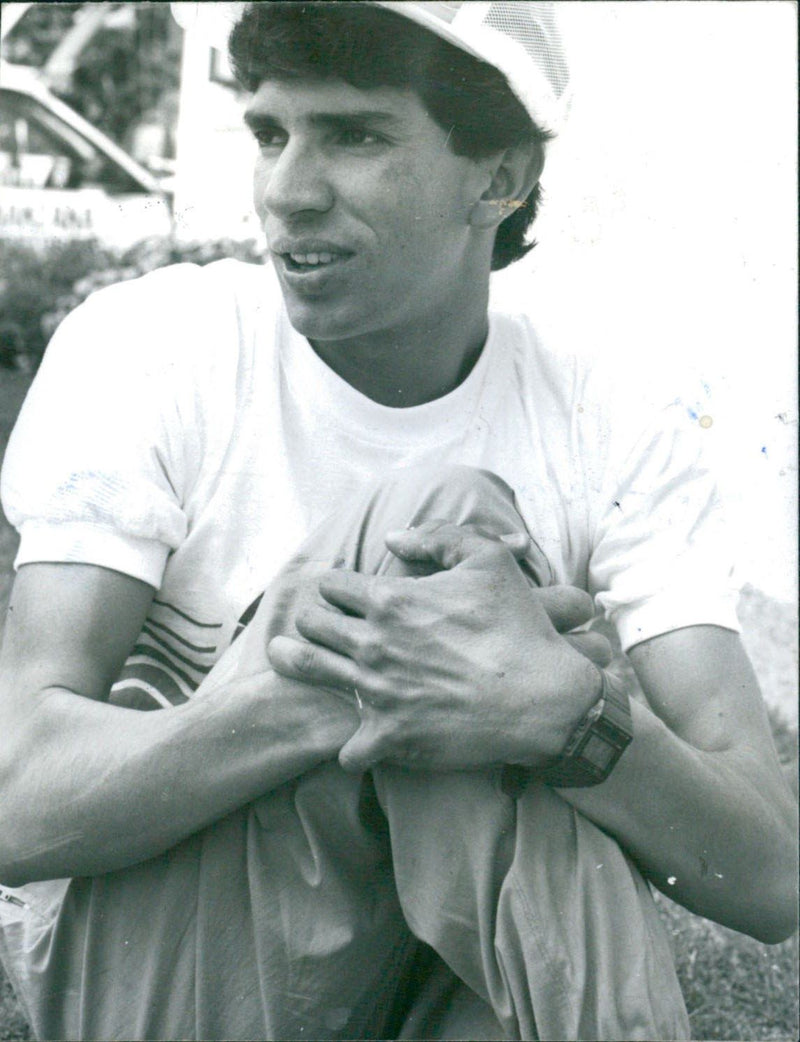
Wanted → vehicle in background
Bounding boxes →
[0,58,173,249]
[1,2,262,248]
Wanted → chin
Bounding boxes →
[283,297,374,343]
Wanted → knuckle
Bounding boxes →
[317,572,339,600]
[372,585,402,618]
[294,605,316,636]
[362,673,391,706]
[358,636,384,670]
[293,642,318,676]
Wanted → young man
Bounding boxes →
[0,3,795,1040]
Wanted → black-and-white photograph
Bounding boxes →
[0,3,796,1040]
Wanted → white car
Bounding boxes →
[0,59,173,248]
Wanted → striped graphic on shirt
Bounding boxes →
[110,599,223,710]
[232,593,263,643]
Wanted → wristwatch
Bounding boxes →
[539,668,633,788]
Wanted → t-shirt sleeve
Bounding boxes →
[1,275,194,589]
[587,396,741,653]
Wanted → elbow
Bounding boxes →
[740,815,799,945]
[747,871,798,945]
[748,909,797,946]
[0,791,34,888]
[753,921,797,947]
[0,800,64,889]
[0,768,20,885]
[0,863,33,891]
[0,715,49,887]
[692,867,799,945]
[0,808,33,888]
[668,801,799,944]
[734,778,799,944]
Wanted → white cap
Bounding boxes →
[374,3,570,135]
[171,1,570,135]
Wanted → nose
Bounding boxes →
[256,139,334,221]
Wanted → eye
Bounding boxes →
[251,127,287,149]
[336,127,383,147]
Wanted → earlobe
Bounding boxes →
[469,141,545,230]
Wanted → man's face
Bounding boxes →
[245,78,492,345]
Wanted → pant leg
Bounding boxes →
[0,465,688,1041]
[343,466,691,1041]
[230,462,688,1041]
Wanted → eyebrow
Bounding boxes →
[243,110,402,132]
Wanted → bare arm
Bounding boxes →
[0,562,357,885]
[560,625,798,943]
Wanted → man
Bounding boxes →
[0,3,795,1040]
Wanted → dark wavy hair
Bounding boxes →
[228,2,551,270]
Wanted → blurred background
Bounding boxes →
[0,4,797,1039]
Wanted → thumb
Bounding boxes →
[338,720,386,773]
[384,520,508,572]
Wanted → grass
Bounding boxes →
[0,368,797,1041]
[658,892,799,1041]
[0,978,29,1042]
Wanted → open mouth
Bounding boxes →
[282,251,352,273]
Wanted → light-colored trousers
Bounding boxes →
[0,466,689,1041]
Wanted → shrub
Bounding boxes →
[0,239,112,371]
[0,237,266,372]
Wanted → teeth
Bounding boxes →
[289,251,338,265]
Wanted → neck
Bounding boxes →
[308,284,491,408]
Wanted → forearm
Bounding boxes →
[0,671,357,884]
[558,697,798,942]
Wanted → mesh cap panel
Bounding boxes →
[376,1,571,135]
[483,3,569,101]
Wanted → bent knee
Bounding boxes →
[358,463,533,548]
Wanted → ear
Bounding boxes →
[469,140,545,230]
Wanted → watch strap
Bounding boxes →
[539,668,633,788]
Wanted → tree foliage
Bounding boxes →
[2,2,84,68]
[3,3,181,153]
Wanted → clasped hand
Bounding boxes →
[268,521,609,773]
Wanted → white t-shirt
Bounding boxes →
[1,259,739,705]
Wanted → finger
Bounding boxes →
[563,632,614,669]
[384,521,508,571]
[533,585,596,632]
[338,720,389,773]
[397,521,530,559]
[295,603,365,658]
[317,570,373,616]
[268,634,358,692]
